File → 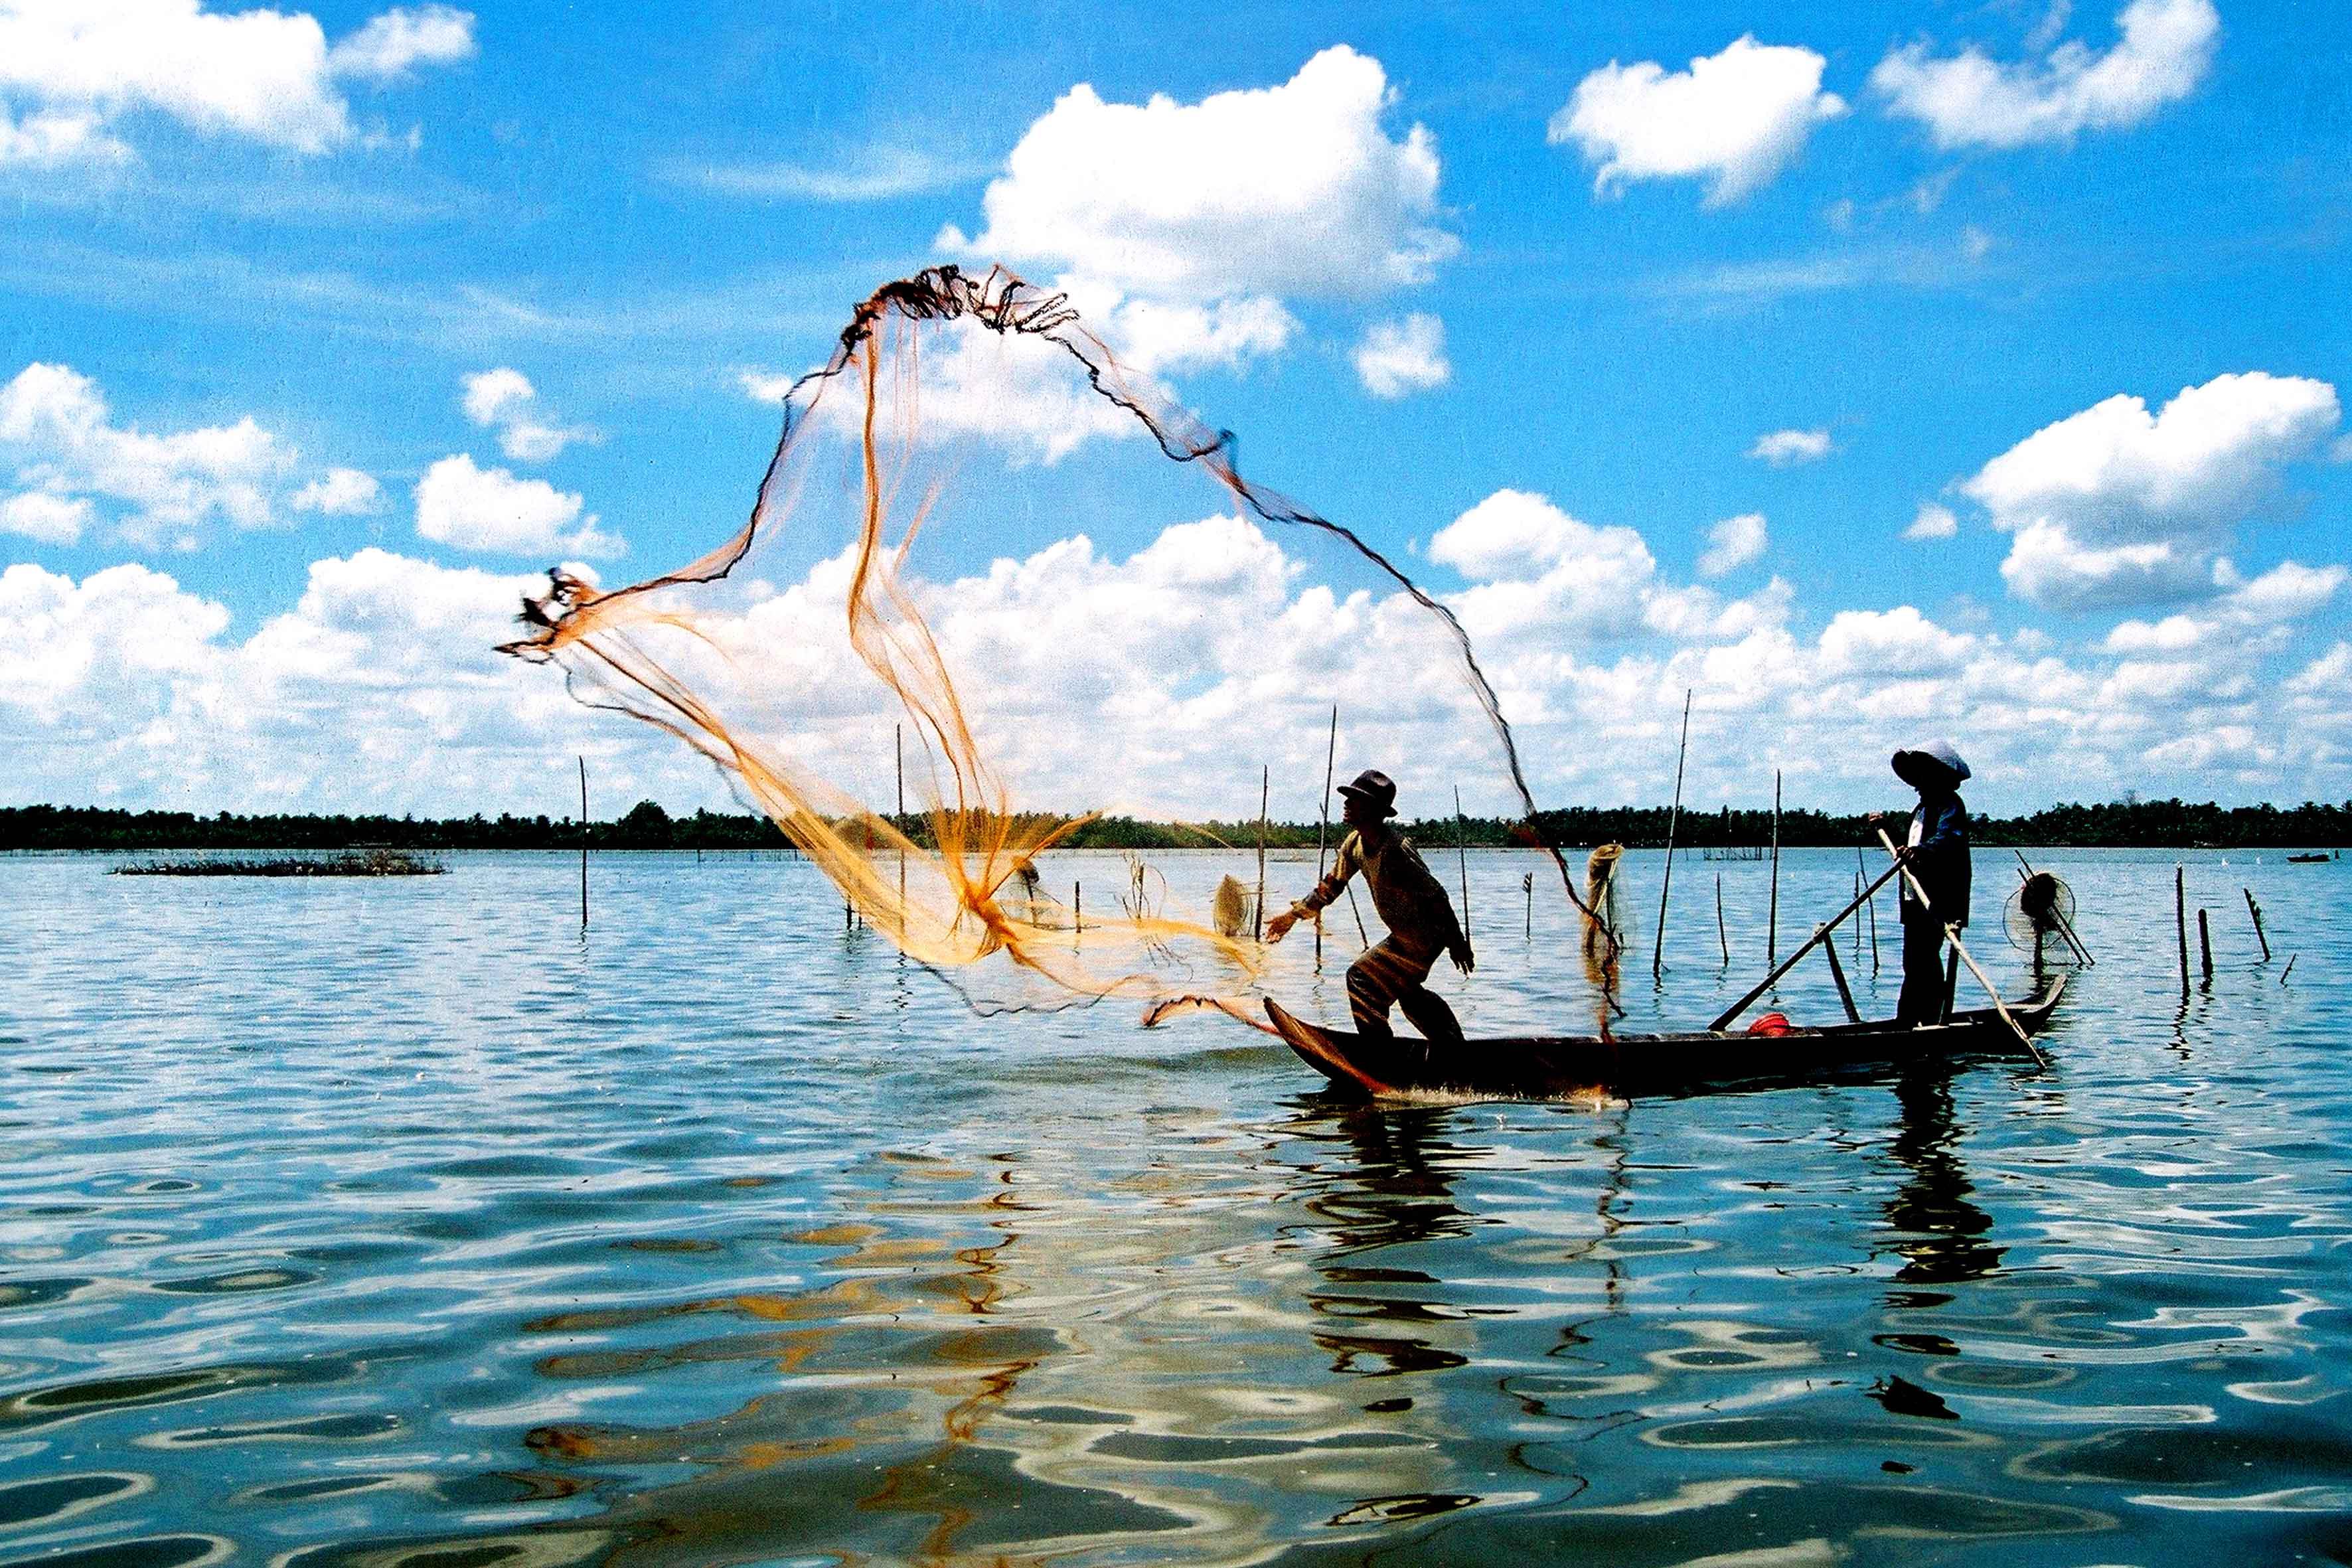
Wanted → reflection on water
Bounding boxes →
[1882,1058,2004,1293]
[3,847,2350,1566]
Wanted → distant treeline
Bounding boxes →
[7,797,2350,853]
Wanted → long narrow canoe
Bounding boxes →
[1266,974,2068,1101]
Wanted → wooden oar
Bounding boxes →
[1879,829,2044,1067]
[1708,857,1906,1031]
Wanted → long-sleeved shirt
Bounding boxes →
[1296,826,1464,951]
[1900,793,1971,928]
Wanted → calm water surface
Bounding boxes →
[4,846,2349,1567]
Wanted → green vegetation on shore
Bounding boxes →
[7,797,2350,854]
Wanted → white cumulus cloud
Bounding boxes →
[325,4,477,82]
[1551,36,1847,206]
[951,45,1455,300]
[1353,314,1449,399]
[1871,0,2219,150]
[1749,427,1832,465]
[1697,512,1768,578]
[291,467,382,516]
[1,489,94,543]
[1904,502,1960,541]
[459,367,593,463]
[414,453,621,558]
[1963,371,2342,609]
[0,0,473,165]
[0,361,302,548]
[939,46,1457,409]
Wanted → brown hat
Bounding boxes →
[1336,769,1398,818]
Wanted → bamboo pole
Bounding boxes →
[1852,870,1863,961]
[1316,704,1337,968]
[1255,765,1269,943]
[1767,769,1781,965]
[1715,873,1729,965]
[1074,880,1082,937]
[1819,923,1861,1023]
[2175,865,2189,998]
[1454,785,1472,941]
[2244,888,2271,961]
[1877,828,2041,1062]
[1524,871,1533,939]
[1708,857,1905,1030]
[1652,689,1691,980]
[1861,845,1881,973]
[2198,907,2213,982]
[578,755,589,930]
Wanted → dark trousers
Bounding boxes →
[1347,935,1463,1046]
[1897,917,1950,1026]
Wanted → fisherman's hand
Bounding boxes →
[1450,939,1475,975]
[1263,908,1298,943]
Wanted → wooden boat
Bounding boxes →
[1265,974,2068,1101]
[2286,851,2335,864]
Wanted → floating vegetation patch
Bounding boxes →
[113,848,447,878]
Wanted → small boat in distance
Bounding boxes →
[1266,975,2068,1102]
[2286,851,2337,864]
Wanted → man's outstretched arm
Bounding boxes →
[1264,837,1358,943]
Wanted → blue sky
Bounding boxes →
[3,0,2348,820]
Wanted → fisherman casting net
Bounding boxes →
[501,266,1591,1020]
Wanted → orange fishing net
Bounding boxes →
[500,266,1591,1018]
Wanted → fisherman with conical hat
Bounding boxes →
[1883,740,1974,1027]
[1265,770,1473,1046]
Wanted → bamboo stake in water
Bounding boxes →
[2175,865,2189,998]
[1652,688,1691,980]
[1767,769,1782,965]
[1524,871,1534,939]
[1255,765,1270,943]
[1454,785,1472,941]
[1315,704,1338,968]
[578,755,589,930]
[1074,880,1082,937]
[2244,888,2271,961]
[2198,907,2213,982]
[1715,873,1729,965]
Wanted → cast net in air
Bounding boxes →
[499,266,1593,1020]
